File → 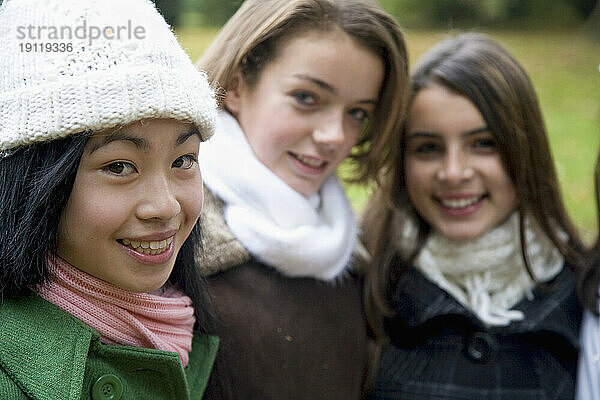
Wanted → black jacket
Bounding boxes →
[370,257,581,400]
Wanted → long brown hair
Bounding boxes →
[197,0,409,185]
[362,33,586,339]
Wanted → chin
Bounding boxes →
[437,225,487,242]
[122,276,171,293]
[289,181,320,198]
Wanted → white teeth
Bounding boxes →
[120,236,174,255]
[295,154,325,168]
[440,196,481,209]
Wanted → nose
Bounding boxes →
[312,113,346,149]
[136,174,181,221]
[436,148,474,184]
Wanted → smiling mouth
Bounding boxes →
[438,195,485,209]
[118,236,174,255]
[289,152,327,168]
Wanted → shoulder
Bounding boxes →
[519,266,581,341]
[0,294,94,399]
[0,293,93,339]
[196,186,251,277]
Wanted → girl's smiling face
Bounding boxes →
[56,119,203,292]
[225,29,384,197]
[405,84,518,241]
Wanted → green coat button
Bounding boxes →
[92,374,123,400]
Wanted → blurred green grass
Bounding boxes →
[176,26,600,242]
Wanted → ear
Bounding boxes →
[224,71,244,116]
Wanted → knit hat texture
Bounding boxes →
[0,0,216,154]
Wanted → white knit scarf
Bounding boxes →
[198,111,357,280]
[400,212,564,326]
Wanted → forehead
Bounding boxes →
[85,119,199,153]
[259,29,383,97]
[407,85,486,136]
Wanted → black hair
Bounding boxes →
[0,133,90,298]
[0,134,212,332]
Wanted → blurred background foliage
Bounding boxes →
[154,0,599,241]
[156,0,599,34]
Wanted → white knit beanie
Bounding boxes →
[0,0,216,154]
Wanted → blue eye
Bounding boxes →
[172,154,197,169]
[103,161,137,175]
[292,91,317,106]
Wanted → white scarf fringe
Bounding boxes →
[400,212,564,326]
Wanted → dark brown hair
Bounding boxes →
[197,0,409,185]
[362,33,586,339]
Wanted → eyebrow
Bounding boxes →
[292,74,378,105]
[88,126,201,154]
[176,127,201,145]
[407,126,489,139]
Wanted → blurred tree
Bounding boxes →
[194,0,244,26]
[583,1,600,40]
[380,0,597,28]
[153,0,182,27]
[182,0,597,30]
[567,0,598,17]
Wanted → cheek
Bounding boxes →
[497,175,518,210]
[246,121,300,164]
[59,193,127,241]
[329,137,357,170]
[60,174,135,239]
[179,179,204,225]
[343,132,360,156]
[488,160,518,202]
[405,159,429,199]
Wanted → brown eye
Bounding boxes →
[415,142,441,154]
[104,161,136,175]
[473,138,496,148]
[471,136,497,154]
[172,155,197,169]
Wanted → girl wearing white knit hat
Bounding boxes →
[194,0,409,398]
[362,33,586,399]
[0,0,219,398]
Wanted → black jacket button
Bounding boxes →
[466,332,497,363]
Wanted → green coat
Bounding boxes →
[0,293,218,399]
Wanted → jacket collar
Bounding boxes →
[390,258,581,349]
[0,293,94,399]
[195,186,252,277]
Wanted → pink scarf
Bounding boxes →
[36,256,196,367]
